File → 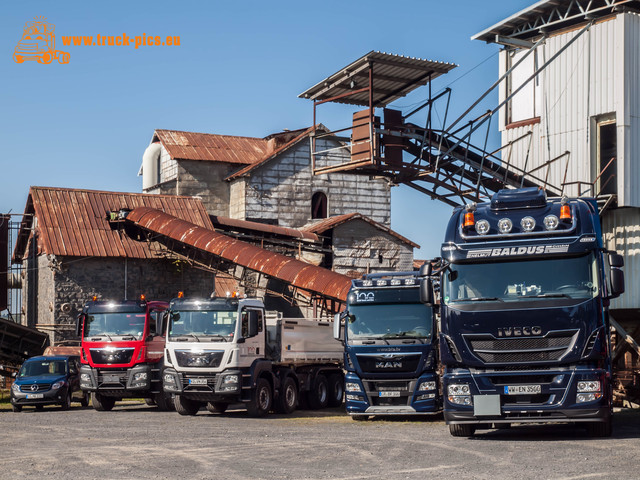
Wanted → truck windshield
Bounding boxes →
[19,359,67,377]
[442,253,599,306]
[84,312,146,339]
[346,303,433,342]
[168,309,237,342]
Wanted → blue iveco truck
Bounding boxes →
[439,187,624,437]
[333,270,439,419]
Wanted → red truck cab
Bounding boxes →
[76,298,172,411]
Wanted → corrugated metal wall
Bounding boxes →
[602,208,640,310]
[499,15,636,204]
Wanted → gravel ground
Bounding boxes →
[1,401,639,480]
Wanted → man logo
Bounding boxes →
[375,361,402,369]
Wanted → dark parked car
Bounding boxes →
[10,355,89,412]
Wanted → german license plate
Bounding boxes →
[379,391,401,397]
[26,393,44,399]
[504,384,541,395]
[104,375,120,383]
[189,378,207,385]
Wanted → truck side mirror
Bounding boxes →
[420,278,433,305]
[157,312,167,337]
[247,311,259,338]
[608,252,625,299]
[75,314,84,337]
[419,262,432,277]
[333,313,343,342]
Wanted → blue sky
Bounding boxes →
[1,0,535,258]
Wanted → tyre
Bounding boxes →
[174,395,199,416]
[449,424,476,437]
[91,392,115,411]
[308,374,329,410]
[274,376,298,414]
[12,405,22,412]
[154,392,174,411]
[80,392,90,407]
[206,402,228,414]
[247,378,272,417]
[586,418,612,437]
[60,392,71,411]
[327,373,344,408]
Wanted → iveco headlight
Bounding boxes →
[346,382,361,393]
[52,381,65,390]
[577,381,600,392]
[448,384,470,395]
[418,381,436,391]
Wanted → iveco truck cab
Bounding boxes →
[440,188,624,437]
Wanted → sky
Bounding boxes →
[1,0,536,259]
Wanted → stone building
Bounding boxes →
[140,127,391,228]
[12,187,216,344]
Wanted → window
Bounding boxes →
[506,48,540,125]
[311,191,328,219]
[593,116,617,196]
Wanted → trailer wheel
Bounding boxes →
[247,378,272,417]
[449,424,476,437]
[585,417,612,437]
[308,374,329,410]
[91,392,115,411]
[275,376,297,414]
[154,392,175,411]
[327,373,344,408]
[206,402,228,414]
[174,395,200,416]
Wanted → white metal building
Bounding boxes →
[474,0,640,315]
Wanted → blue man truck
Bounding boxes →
[439,187,624,437]
[334,270,439,419]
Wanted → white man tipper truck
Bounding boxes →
[162,295,344,416]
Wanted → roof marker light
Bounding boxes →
[475,220,490,235]
[463,203,476,229]
[544,215,559,231]
[140,294,146,301]
[177,291,184,298]
[560,196,571,222]
[498,218,513,234]
[521,216,536,232]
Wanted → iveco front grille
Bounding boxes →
[464,329,579,364]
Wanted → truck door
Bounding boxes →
[240,308,264,363]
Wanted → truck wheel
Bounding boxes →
[275,376,297,414]
[174,395,199,416]
[154,392,174,411]
[206,402,228,414]
[586,418,612,437]
[12,405,22,412]
[308,374,329,410]
[327,373,344,408]
[247,378,272,417]
[60,391,71,411]
[92,392,115,411]
[449,424,476,437]
[80,392,90,407]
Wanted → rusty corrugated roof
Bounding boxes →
[125,207,352,302]
[303,213,420,249]
[155,129,274,165]
[299,51,457,107]
[13,187,213,262]
[211,215,319,242]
